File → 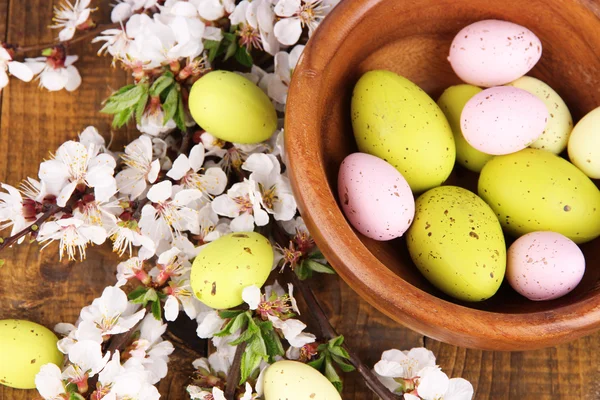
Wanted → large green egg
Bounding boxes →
[407,186,506,302]
[191,232,273,309]
[437,84,493,172]
[189,71,277,144]
[351,70,456,193]
[0,319,63,389]
[479,148,600,244]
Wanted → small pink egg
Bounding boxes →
[507,231,585,301]
[448,19,542,87]
[461,86,548,155]
[338,153,415,241]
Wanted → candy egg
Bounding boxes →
[191,232,273,309]
[0,319,63,389]
[437,84,493,172]
[262,360,342,400]
[448,19,542,87]
[338,153,415,241]
[507,76,573,154]
[189,71,277,144]
[461,86,548,155]
[568,106,600,179]
[507,231,585,301]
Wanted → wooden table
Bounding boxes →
[0,1,599,399]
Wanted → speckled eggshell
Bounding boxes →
[448,19,542,87]
[507,231,585,301]
[338,153,415,241]
[507,76,573,154]
[461,86,548,155]
[568,106,600,179]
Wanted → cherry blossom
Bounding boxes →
[403,366,474,400]
[35,364,67,400]
[0,46,33,90]
[109,219,157,259]
[267,315,315,347]
[138,105,178,136]
[37,217,107,261]
[211,178,268,231]
[104,358,161,400]
[51,0,95,41]
[116,135,161,200]
[39,140,117,206]
[230,0,279,55]
[194,0,235,21]
[273,0,328,46]
[62,340,110,393]
[112,0,159,23]
[0,183,33,243]
[24,54,81,92]
[196,305,225,339]
[267,45,304,104]
[93,27,131,61]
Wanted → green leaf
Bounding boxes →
[150,75,175,97]
[307,353,326,370]
[330,345,351,360]
[135,92,149,125]
[204,39,222,63]
[65,382,78,394]
[174,89,187,131]
[111,105,135,128]
[234,46,253,67]
[306,260,335,274]
[214,317,237,337]
[41,48,53,56]
[308,249,325,260]
[240,348,263,384]
[331,354,355,372]
[162,85,179,124]
[69,393,86,400]
[224,39,237,61]
[144,288,158,304]
[111,83,136,96]
[151,300,162,320]
[101,84,148,114]
[215,312,249,338]
[128,286,149,304]
[229,327,256,346]
[260,327,284,360]
[295,261,313,280]
[324,357,343,393]
[328,335,345,349]
[219,309,245,319]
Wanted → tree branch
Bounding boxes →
[225,340,247,400]
[291,274,399,400]
[14,22,121,54]
[0,203,63,252]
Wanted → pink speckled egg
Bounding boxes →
[507,231,585,301]
[338,153,415,241]
[448,19,542,87]
[461,86,548,155]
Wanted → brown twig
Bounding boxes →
[179,130,192,155]
[224,340,247,400]
[15,22,121,54]
[0,203,63,252]
[290,274,399,400]
[132,198,151,220]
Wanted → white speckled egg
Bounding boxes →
[507,231,585,301]
[461,86,548,155]
[507,76,573,154]
[568,106,600,179]
[448,19,542,87]
[338,153,415,241]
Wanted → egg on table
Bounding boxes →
[338,153,415,241]
[190,232,273,309]
[351,70,456,193]
[188,70,277,144]
[448,19,542,87]
[406,186,506,302]
[507,231,585,301]
[461,86,548,155]
[478,148,600,244]
[568,106,600,179]
[0,319,63,389]
[262,360,342,400]
[437,84,493,172]
[507,76,573,154]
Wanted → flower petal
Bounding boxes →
[64,65,82,92]
[164,295,180,321]
[417,366,450,400]
[274,17,302,46]
[147,180,172,203]
[8,61,34,82]
[167,154,192,180]
[35,364,66,399]
[189,144,206,172]
[445,378,474,400]
[274,0,300,17]
[242,285,261,310]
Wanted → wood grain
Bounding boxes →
[1,0,600,399]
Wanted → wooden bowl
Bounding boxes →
[285,0,600,350]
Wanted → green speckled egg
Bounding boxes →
[479,148,600,244]
[191,232,273,309]
[189,71,277,144]
[407,186,506,302]
[351,70,456,193]
[263,360,342,400]
[437,84,493,172]
[568,106,600,179]
[0,319,63,389]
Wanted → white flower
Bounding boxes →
[267,315,315,347]
[39,140,117,206]
[196,307,224,339]
[78,126,113,158]
[93,28,131,60]
[74,197,121,228]
[188,387,227,400]
[125,314,174,384]
[37,217,107,261]
[112,0,158,23]
[273,0,328,46]
[209,330,241,374]
[212,178,269,231]
[108,219,156,259]
[25,55,81,92]
[0,183,31,243]
[242,153,297,221]
[62,340,110,390]
[375,348,437,379]
[116,135,161,199]
[0,47,33,90]
[405,366,474,400]
[281,215,308,236]
[194,0,235,21]
[35,364,66,400]
[116,257,145,286]
[105,358,161,400]
[195,204,230,244]
[242,285,261,310]
[267,45,304,104]
[168,144,227,199]
[137,105,177,137]
[96,350,123,393]
[51,0,94,41]
[230,0,279,55]
[79,286,146,337]
[164,275,201,321]
[200,132,227,158]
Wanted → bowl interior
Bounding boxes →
[309,0,600,315]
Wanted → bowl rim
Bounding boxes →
[285,0,600,350]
